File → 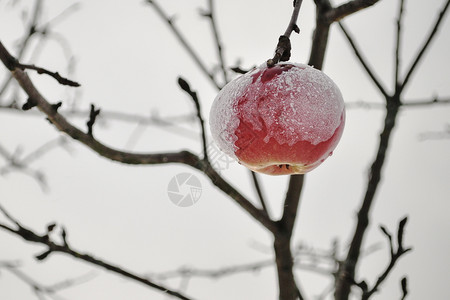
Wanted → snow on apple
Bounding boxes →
[209,62,345,175]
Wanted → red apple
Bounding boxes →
[209,62,345,175]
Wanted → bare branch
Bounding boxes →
[325,0,381,23]
[394,0,406,89]
[13,61,80,87]
[0,40,275,233]
[0,204,195,300]
[86,104,100,136]
[273,174,306,300]
[0,0,43,97]
[206,0,229,84]
[0,104,199,139]
[0,42,79,87]
[267,0,303,67]
[419,124,450,141]
[0,261,96,300]
[148,259,273,280]
[400,0,450,93]
[402,96,450,107]
[338,22,389,98]
[308,0,332,70]
[400,277,408,300]
[359,217,412,300]
[0,143,48,190]
[284,0,303,37]
[346,96,450,109]
[280,175,305,235]
[250,171,269,214]
[177,77,208,161]
[334,99,401,299]
[145,0,221,90]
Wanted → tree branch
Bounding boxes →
[206,0,229,84]
[325,0,381,23]
[338,22,389,98]
[394,0,405,89]
[399,0,450,94]
[267,0,303,67]
[0,40,276,234]
[357,217,412,300]
[1,261,95,300]
[250,171,269,214]
[400,277,408,300]
[145,0,221,90]
[0,42,79,87]
[280,175,305,236]
[0,204,194,300]
[177,77,208,161]
[273,174,305,300]
[334,99,401,300]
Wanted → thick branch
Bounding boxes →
[273,174,305,300]
[280,174,305,237]
[334,100,401,300]
[308,0,332,70]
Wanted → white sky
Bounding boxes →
[1,0,449,299]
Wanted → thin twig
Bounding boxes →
[0,41,79,87]
[0,0,43,97]
[0,104,199,139]
[14,61,80,87]
[395,0,405,89]
[325,0,381,23]
[177,77,208,161]
[284,0,303,37]
[146,0,221,90]
[1,262,96,300]
[402,97,450,106]
[207,0,228,84]
[359,217,412,300]
[0,143,48,191]
[338,22,389,98]
[267,0,303,67]
[400,0,450,93]
[400,277,408,300]
[249,171,269,214]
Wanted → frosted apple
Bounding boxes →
[209,62,345,175]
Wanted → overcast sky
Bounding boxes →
[1,1,449,299]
